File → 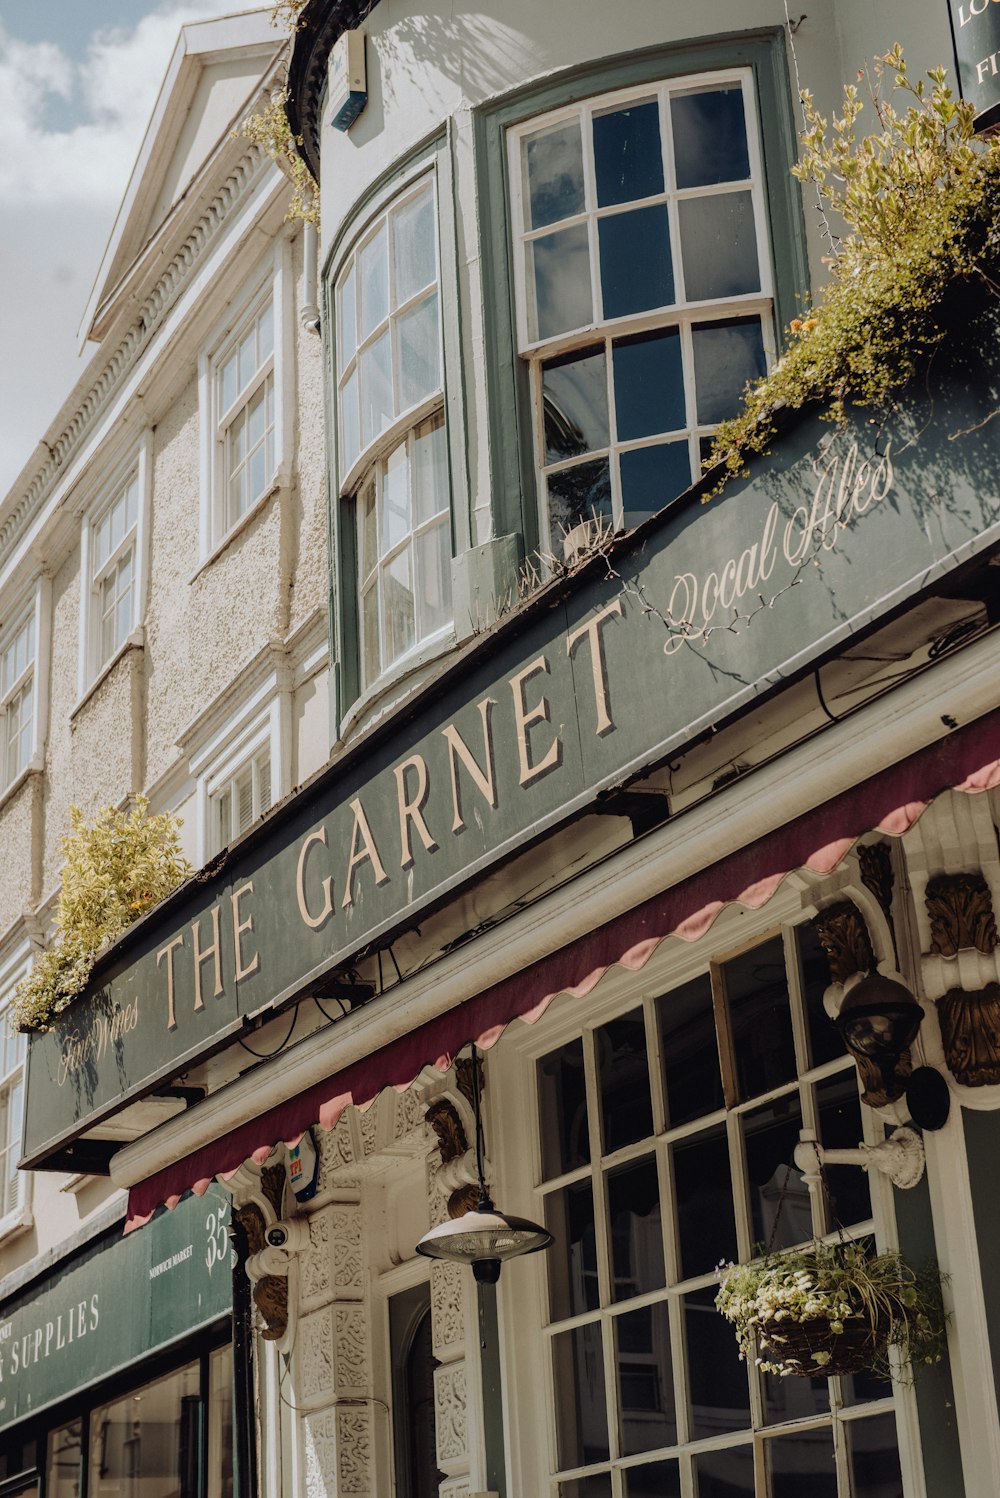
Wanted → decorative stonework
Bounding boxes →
[299,1306,336,1405]
[0,145,271,572]
[430,1259,466,1358]
[926,873,999,956]
[334,1304,370,1391]
[938,983,1000,1086]
[336,1407,372,1493]
[455,1055,482,1109]
[394,1082,428,1140]
[302,1409,338,1498]
[858,841,895,928]
[300,1207,333,1312]
[447,1182,482,1218]
[434,1363,468,1469]
[811,901,876,983]
[253,1275,290,1343]
[318,1112,357,1179]
[232,1171,294,1343]
[358,1102,380,1158]
[331,1201,365,1298]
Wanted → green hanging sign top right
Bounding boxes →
[950,0,1000,131]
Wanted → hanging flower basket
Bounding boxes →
[715,1240,946,1380]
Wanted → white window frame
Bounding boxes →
[191,690,286,864]
[492,882,929,1498]
[199,238,293,563]
[0,947,34,1242]
[0,578,49,799]
[333,169,454,695]
[507,69,775,554]
[77,436,151,701]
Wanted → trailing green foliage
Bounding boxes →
[11,799,191,1032]
[716,1239,948,1379]
[239,87,319,228]
[707,47,1000,491]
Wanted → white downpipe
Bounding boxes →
[110,630,1000,1189]
[300,220,320,333]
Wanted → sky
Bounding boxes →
[0,1,263,499]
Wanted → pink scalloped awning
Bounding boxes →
[125,710,1000,1231]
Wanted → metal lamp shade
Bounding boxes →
[836,973,924,1060]
[415,1199,552,1280]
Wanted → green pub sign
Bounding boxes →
[0,1186,231,1431]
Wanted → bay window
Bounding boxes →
[508,72,773,553]
[335,176,452,693]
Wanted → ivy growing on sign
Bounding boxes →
[11,799,190,1032]
[706,47,1000,491]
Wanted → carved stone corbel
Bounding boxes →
[425,1097,485,1218]
[926,873,999,957]
[937,982,1000,1087]
[811,900,910,1107]
[858,841,896,939]
[229,1158,294,1344]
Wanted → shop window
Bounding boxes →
[0,605,36,792]
[46,1421,81,1498]
[507,73,773,554]
[335,176,452,693]
[530,920,914,1496]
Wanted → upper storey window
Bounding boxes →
[336,177,452,692]
[0,608,36,790]
[509,73,772,552]
[217,295,276,534]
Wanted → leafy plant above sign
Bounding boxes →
[715,1238,947,1380]
[11,798,191,1033]
[706,46,1000,491]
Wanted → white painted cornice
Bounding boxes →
[0,141,274,577]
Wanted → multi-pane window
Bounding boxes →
[90,469,139,675]
[509,73,772,551]
[211,745,271,853]
[0,1005,26,1225]
[336,178,452,690]
[0,610,35,789]
[216,296,276,536]
[533,924,912,1497]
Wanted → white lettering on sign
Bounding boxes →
[663,439,894,654]
[0,1294,100,1384]
[956,0,1000,26]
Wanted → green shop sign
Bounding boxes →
[0,1185,231,1431]
[21,309,1000,1171]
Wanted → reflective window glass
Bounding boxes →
[671,84,750,189]
[593,100,664,207]
[552,1321,610,1469]
[723,936,797,1102]
[742,1096,809,1252]
[672,1125,737,1280]
[599,205,673,320]
[607,1156,664,1301]
[679,191,759,301]
[547,1179,599,1320]
[692,317,766,426]
[685,1288,750,1438]
[613,328,685,443]
[766,1426,838,1498]
[659,973,723,1127]
[597,1009,653,1154]
[538,1037,590,1178]
[614,1302,675,1455]
[619,443,690,528]
[530,224,593,340]
[847,1413,904,1498]
[524,120,586,228]
[543,347,610,463]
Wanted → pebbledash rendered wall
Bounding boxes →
[0,10,330,1476]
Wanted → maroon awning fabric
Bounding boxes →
[125,710,1000,1231]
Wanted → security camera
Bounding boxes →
[264,1217,310,1252]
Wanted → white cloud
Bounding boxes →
[0,3,261,205]
[0,2,264,496]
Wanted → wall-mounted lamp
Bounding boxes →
[836,972,950,1131]
[416,1044,552,1283]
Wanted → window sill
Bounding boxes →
[71,631,144,722]
[190,480,282,583]
[0,760,41,815]
[338,623,457,742]
[0,1206,33,1247]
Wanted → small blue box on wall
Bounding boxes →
[330,30,367,132]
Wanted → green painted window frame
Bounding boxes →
[322,128,470,729]
[473,29,809,560]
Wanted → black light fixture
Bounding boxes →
[836,971,950,1131]
[416,1044,552,1282]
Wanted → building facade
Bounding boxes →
[11,4,1000,1498]
[0,8,329,1494]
